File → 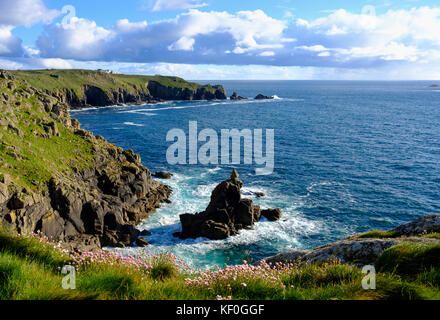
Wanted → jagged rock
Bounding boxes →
[230,92,247,100]
[261,208,282,221]
[176,170,281,240]
[153,171,173,179]
[263,237,440,266]
[42,121,60,136]
[392,214,440,236]
[140,229,152,236]
[255,94,274,100]
[7,123,23,137]
[135,238,149,247]
[8,193,25,210]
[0,183,9,204]
[0,74,172,251]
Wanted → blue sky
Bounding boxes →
[1,0,440,79]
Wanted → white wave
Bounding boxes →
[207,167,222,173]
[193,183,218,197]
[123,122,144,127]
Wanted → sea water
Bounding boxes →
[71,80,440,268]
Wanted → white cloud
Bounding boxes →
[152,0,208,12]
[1,4,440,79]
[168,36,195,51]
[0,26,22,56]
[259,51,275,57]
[0,0,59,27]
[37,17,112,60]
[37,9,290,63]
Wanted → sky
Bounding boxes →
[0,0,440,80]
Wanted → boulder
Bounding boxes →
[392,214,440,237]
[263,237,440,266]
[140,229,152,236]
[255,94,274,100]
[261,208,282,221]
[42,121,60,136]
[153,171,173,179]
[135,237,149,247]
[230,92,247,100]
[175,170,282,240]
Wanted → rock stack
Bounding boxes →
[174,170,282,240]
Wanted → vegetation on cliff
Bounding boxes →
[0,226,440,300]
[10,69,227,109]
[0,70,171,251]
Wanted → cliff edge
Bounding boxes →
[10,69,227,109]
[0,70,171,251]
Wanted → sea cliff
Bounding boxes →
[0,70,173,251]
[10,69,227,109]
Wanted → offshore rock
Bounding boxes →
[230,92,247,100]
[175,170,280,240]
[255,94,274,100]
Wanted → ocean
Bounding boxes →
[71,80,440,269]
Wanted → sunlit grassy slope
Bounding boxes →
[1,228,439,300]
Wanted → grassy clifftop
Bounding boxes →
[13,69,202,93]
[10,69,227,108]
[1,226,439,300]
[0,70,171,251]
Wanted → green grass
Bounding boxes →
[10,69,212,101]
[1,81,94,192]
[354,230,399,239]
[1,228,439,300]
[375,242,440,277]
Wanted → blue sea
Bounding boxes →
[71,81,440,269]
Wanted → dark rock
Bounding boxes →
[8,193,25,210]
[7,123,23,137]
[392,214,440,237]
[255,94,274,100]
[261,208,282,221]
[140,229,152,236]
[176,170,268,240]
[135,237,149,247]
[42,121,60,136]
[153,171,173,179]
[230,92,247,100]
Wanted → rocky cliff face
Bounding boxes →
[10,70,227,110]
[42,82,226,109]
[45,86,157,109]
[146,81,227,101]
[0,70,171,251]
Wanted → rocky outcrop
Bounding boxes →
[261,208,282,221]
[9,70,227,110]
[255,94,274,100]
[0,71,172,251]
[174,170,281,240]
[230,92,247,100]
[146,81,226,101]
[263,214,440,266]
[264,237,440,266]
[391,214,440,237]
[46,86,157,109]
[152,171,173,179]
